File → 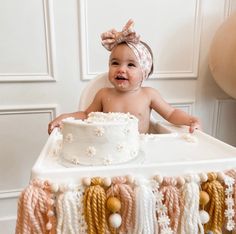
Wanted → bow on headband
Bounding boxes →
[101,19,140,51]
[101,19,153,79]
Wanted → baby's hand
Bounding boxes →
[48,114,66,134]
[189,118,201,133]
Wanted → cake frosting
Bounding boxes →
[60,112,140,166]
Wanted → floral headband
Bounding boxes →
[101,19,153,79]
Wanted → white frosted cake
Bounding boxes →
[60,112,140,166]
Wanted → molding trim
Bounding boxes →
[0,189,22,199]
[151,0,202,80]
[0,104,58,120]
[0,105,58,199]
[224,0,233,18]
[0,216,17,222]
[79,0,202,80]
[152,101,194,121]
[212,99,236,138]
[0,0,57,83]
[79,0,90,80]
[212,99,220,138]
[170,101,194,115]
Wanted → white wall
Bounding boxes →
[0,0,235,233]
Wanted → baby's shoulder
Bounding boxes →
[97,87,114,94]
[141,86,159,95]
[96,87,115,99]
[141,86,155,91]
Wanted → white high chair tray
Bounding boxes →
[31,122,236,183]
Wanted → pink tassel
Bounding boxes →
[15,179,56,234]
[106,176,135,233]
[160,177,182,233]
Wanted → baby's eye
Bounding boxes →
[111,61,119,65]
[128,63,136,67]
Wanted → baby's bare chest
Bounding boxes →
[102,94,150,116]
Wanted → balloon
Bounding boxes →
[209,13,236,99]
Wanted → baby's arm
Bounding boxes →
[48,111,87,134]
[48,89,104,134]
[166,109,201,133]
[148,87,201,133]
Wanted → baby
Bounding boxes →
[48,19,201,134]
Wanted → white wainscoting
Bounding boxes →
[213,99,236,146]
[152,101,194,122]
[0,216,17,234]
[0,0,56,82]
[0,105,57,233]
[0,195,18,233]
[79,0,202,80]
[1,1,236,233]
[0,105,57,193]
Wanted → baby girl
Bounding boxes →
[48,19,201,134]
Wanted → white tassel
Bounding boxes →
[151,177,174,234]
[133,177,157,234]
[56,189,64,234]
[56,183,87,234]
[180,174,204,234]
[221,173,235,231]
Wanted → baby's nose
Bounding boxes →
[117,64,126,73]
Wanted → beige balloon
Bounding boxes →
[209,12,236,99]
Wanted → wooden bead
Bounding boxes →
[126,175,134,184]
[82,177,91,186]
[50,183,59,193]
[47,210,54,217]
[199,191,210,206]
[199,210,210,224]
[199,172,208,182]
[46,222,52,230]
[107,197,121,213]
[154,175,163,184]
[109,213,122,228]
[176,176,185,186]
[103,177,112,187]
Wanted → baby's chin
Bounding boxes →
[115,84,142,93]
[117,83,127,89]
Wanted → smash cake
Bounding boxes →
[60,112,140,166]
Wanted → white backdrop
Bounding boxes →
[0,0,236,233]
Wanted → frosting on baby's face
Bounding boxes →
[108,43,143,92]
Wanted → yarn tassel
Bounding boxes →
[56,183,87,234]
[15,179,57,234]
[152,175,173,234]
[201,172,225,233]
[133,177,157,234]
[180,174,204,234]
[223,170,236,231]
[83,177,106,234]
[106,176,135,233]
[160,177,181,233]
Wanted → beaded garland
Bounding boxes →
[16,169,236,234]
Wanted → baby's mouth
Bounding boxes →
[116,75,128,80]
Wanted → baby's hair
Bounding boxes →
[140,41,154,78]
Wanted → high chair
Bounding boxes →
[79,72,112,111]
[28,73,236,234]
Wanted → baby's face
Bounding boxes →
[108,43,143,92]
